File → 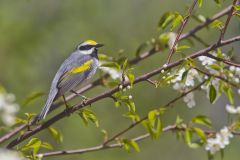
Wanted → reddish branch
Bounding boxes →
[166,0,198,64]
[218,0,239,43]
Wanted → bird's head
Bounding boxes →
[77,40,104,55]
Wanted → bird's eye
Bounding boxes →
[79,45,92,50]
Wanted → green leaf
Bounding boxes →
[48,127,63,143]
[176,45,190,52]
[122,139,140,152]
[127,73,135,87]
[185,128,192,145]
[155,117,162,138]
[123,111,140,122]
[198,0,203,7]
[78,108,99,127]
[224,87,234,105]
[143,110,162,139]
[181,70,189,81]
[171,13,183,30]
[100,62,120,70]
[210,19,223,29]
[193,127,206,142]
[209,85,217,104]
[176,115,183,126]
[25,113,36,121]
[148,110,158,126]
[41,142,53,150]
[23,92,45,106]
[234,5,240,11]
[15,117,27,125]
[192,115,212,128]
[158,12,176,31]
[158,12,182,31]
[125,100,136,112]
[122,58,128,70]
[21,138,42,155]
[129,140,140,152]
[213,0,221,5]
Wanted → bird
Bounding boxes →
[37,40,104,120]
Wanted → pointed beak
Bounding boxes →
[95,43,104,48]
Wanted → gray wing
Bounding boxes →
[56,52,94,94]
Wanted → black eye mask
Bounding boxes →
[79,45,93,51]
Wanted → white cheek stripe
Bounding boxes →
[81,48,94,55]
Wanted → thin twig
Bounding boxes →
[193,67,239,88]
[218,0,239,43]
[205,53,240,67]
[166,0,198,64]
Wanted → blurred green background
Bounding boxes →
[0,0,240,159]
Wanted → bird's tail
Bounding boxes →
[37,88,58,120]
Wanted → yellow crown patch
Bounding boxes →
[85,40,97,45]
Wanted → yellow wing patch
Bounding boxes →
[69,60,93,74]
[85,40,97,45]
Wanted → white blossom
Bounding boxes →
[219,127,233,145]
[0,149,25,160]
[129,95,133,99]
[234,77,240,83]
[229,66,236,72]
[225,104,240,114]
[198,55,216,66]
[163,64,168,68]
[0,92,19,126]
[235,67,240,77]
[99,61,125,80]
[205,134,223,155]
[119,85,123,90]
[127,85,131,90]
[226,104,237,114]
[171,68,186,83]
[185,68,199,87]
[238,89,240,95]
[205,126,233,155]
[99,66,122,80]
[183,92,196,108]
[167,32,177,49]
[172,83,186,92]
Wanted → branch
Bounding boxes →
[6,35,240,149]
[205,53,240,67]
[193,67,239,88]
[39,125,176,158]
[0,4,232,144]
[166,0,198,64]
[218,0,239,43]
